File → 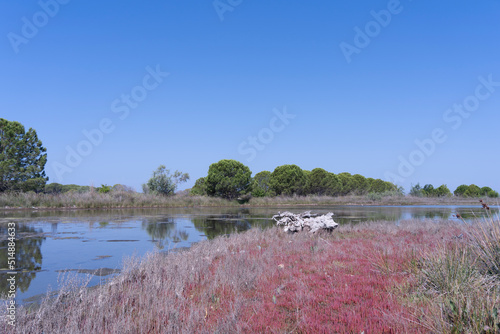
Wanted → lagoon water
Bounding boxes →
[0,205,498,304]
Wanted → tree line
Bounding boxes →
[409,183,498,198]
[1,118,498,200]
[189,159,400,199]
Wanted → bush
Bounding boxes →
[112,184,135,193]
[97,184,111,194]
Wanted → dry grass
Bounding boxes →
[0,191,485,210]
[411,205,500,333]
[0,191,232,209]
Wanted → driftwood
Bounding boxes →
[272,211,338,233]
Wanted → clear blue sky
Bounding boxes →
[1,0,499,193]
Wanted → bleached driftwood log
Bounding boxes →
[272,211,338,233]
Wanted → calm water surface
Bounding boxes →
[0,205,497,304]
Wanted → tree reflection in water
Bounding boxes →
[191,215,252,240]
[0,224,45,297]
[141,217,189,249]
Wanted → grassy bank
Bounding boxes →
[0,191,491,210]
[2,214,499,333]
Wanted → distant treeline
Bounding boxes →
[39,160,498,201]
[409,183,498,198]
[190,159,400,200]
[43,183,134,194]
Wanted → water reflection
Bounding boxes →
[0,224,45,297]
[141,218,177,249]
[192,215,252,239]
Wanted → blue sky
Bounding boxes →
[1,0,499,193]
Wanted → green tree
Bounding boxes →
[205,160,251,199]
[306,168,337,196]
[366,178,375,192]
[307,168,329,195]
[45,183,63,194]
[434,184,451,197]
[190,177,208,196]
[0,119,48,192]
[251,171,273,197]
[325,173,343,196]
[409,183,423,197]
[351,174,369,195]
[422,184,435,197]
[270,164,306,196]
[302,170,311,194]
[369,179,392,193]
[481,186,493,196]
[97,184,111,194]
[488,190,499,198]
[454,184,469,197]
[464,184,481,197]
[144,165,189,196]
[337,172,354,195]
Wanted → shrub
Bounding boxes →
[97,184,111,194]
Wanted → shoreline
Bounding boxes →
[0,198,494,212]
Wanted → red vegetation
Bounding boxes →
[196,227,449,333]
